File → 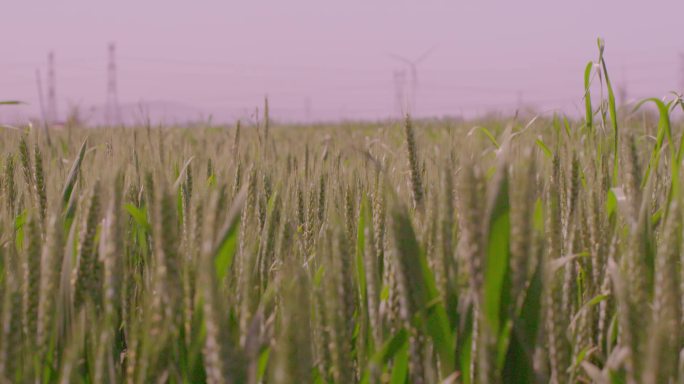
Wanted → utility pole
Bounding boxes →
[46,51,57,125]
[105,42,121,126]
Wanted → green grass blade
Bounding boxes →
[390,341,409,384]
[478,127,500,149]
[597,38,619,186]
[482,165,511,338]
[125,203,151,233]
[634,98,677,200]
[360,329,409,383]
[212,188,246,281]
[391,205,456,376]
[502,259,543,383]
[535,138,553,159]
[458,305,474,384]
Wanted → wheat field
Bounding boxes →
[1,45,684,384]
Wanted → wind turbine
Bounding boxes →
[392,69,407,116]
[387,45,437,115]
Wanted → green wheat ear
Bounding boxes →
[73,181,102,311]
[404,115,424,210]
[33,145,47,225]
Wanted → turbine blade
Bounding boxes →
[414,44,438,64]
[386,52,413,66]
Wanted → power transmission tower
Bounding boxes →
[105,42,121,126]
[46,51,57,125]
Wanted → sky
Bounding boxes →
[1,1,683,124]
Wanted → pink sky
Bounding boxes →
[1,1,683,124]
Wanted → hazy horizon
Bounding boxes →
[1,1,683,124]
